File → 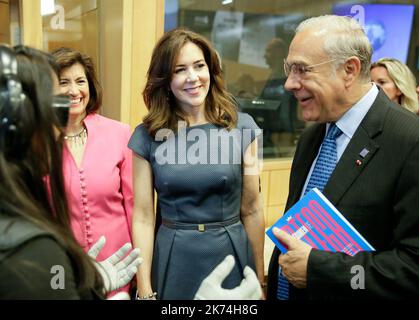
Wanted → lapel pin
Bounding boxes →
[356,159,362,166]
[359,148,369,158]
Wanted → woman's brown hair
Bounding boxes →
[143,28,238,137]
[52,47,102,114]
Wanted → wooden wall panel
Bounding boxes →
[260,159,292,227]
[268,169,290,206]
[261,159,292,275]
[81,9,98,68]
[260,171,269,208]
[99,0,165,127]
[126,0,165,129]
[98,0,123,121]
[0,2,10,44]
[261,158,292,275]
[266,205,285,227]
[21,0,42,48]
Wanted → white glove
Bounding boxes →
[194,255,262,300]
[87,236,143,293]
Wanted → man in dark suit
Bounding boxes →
[267,15,419,299]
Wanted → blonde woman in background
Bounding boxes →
[371,57,419,115]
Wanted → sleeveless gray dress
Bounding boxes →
[128,112,260,299]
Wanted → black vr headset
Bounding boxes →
[0,45,69,156]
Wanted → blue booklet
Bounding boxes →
[266,188,375,256]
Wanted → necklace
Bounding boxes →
[64,128,87,145]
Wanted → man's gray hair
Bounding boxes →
[296,15,372,80]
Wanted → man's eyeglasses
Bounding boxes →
[283,59,338,77]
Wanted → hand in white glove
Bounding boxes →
[194,255,262,300]
[87,236,143,293]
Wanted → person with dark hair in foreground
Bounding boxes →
[0,45,142,299]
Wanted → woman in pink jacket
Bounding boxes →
[52,48,133,297]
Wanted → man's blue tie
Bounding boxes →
[277,123,342,300]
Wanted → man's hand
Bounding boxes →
[273,227,312,289]
[194,255,262,300]
[88,236,143,293]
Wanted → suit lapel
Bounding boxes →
[323,91,389,204]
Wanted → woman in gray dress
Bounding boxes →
[129,28,265,300]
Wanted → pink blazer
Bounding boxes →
[63,113,133,285]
